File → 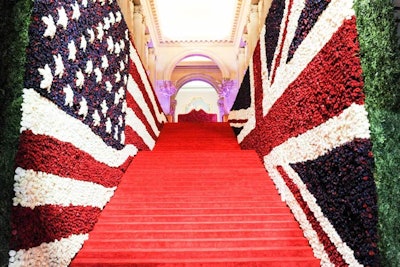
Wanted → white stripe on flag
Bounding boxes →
[263,0,355,116]
[129,43,166,124]
[265,165,333,266]
[264,103,370,166]
[125,107,156,149]
[126,75,160,136]
[20,89,137,167]
[282,165,362,266]
[13,167,116,209]
[9,234,89,267]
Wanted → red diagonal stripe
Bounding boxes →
[125,125,150,151]
[129,59,163,131]
[242,18,364,157]
[10,205,101,250]
[15,130,128,188]
[125,90,158,141]
[271,0,294,84]
[253,40,264,122]
[277,166,346,266]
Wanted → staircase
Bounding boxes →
[71,122,320,266]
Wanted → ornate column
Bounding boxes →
[133,5,145,60]
[238,46,246,79]
[157,80,177,122]
[246,4,259,60]
[147,47,156,86]
[218,79,236,122]
[143,33,151,69]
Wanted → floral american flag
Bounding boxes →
[24,0,129,149]
[9,0,165,266]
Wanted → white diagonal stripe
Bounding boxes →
[13,167,116,209]
[263,0,355,116]
[9,234,88,267]
[129,43,166,124]
[282,165,362,266]
[125,107,156,149]
[20,89,137,167]
[126,75,160,136]
[264,103,370,166]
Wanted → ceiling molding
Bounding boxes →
[147,0,244,45]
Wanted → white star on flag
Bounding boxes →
[97,23,104,40]
[101,100,108,116]
[38,64,53,92]
[53,54,64,78]
[78,97,88,118]
[76,69,85,88]
[68,40,77,61]
[94,68,102,83]
[42,14,56,39]
[57,7,68,29]
[63,85,74,107]
[85,60,93,74]
[72,1,81,21]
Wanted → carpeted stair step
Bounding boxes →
[70,258,320,267]
[87,228,305,239]
[77,237,311,249]
[111,200,286,209]
[73,246,316,258]
[96,214,296,223]
[71,122,320,266]
[101,206,291,215]
[91,220,302,232]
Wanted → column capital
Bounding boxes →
[134,5,142,14]
[250,4,259,14]
[218,78,236,97]
[157,80,177,97]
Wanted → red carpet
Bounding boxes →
[71,123,320,266]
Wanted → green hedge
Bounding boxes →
[354,0,400,266]
[0,1,32,266]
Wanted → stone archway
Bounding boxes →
[173,80,220,122]
[172,76,221,122]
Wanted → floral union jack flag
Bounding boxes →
[230,0,378,266]
[9,0,165,266]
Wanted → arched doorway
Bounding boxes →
[174,80,220,122]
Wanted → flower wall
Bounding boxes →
[8,0,165,266]
[229,0,378,266]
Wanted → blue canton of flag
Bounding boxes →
[24,0,129,149]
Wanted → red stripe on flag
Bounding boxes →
[125,125,150,151]
[277,166,346,266]
[242,18,364,156]
[10,205,101,250]
[125,90,158,141]
[228,119,249,124]
[15,130,126,188]
[129,59,163,130]
[252,41,265,122]
[271,0,294,85]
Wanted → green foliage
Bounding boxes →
[355,0,400,112]
[354,0,400,266]
[0,1,32,266]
